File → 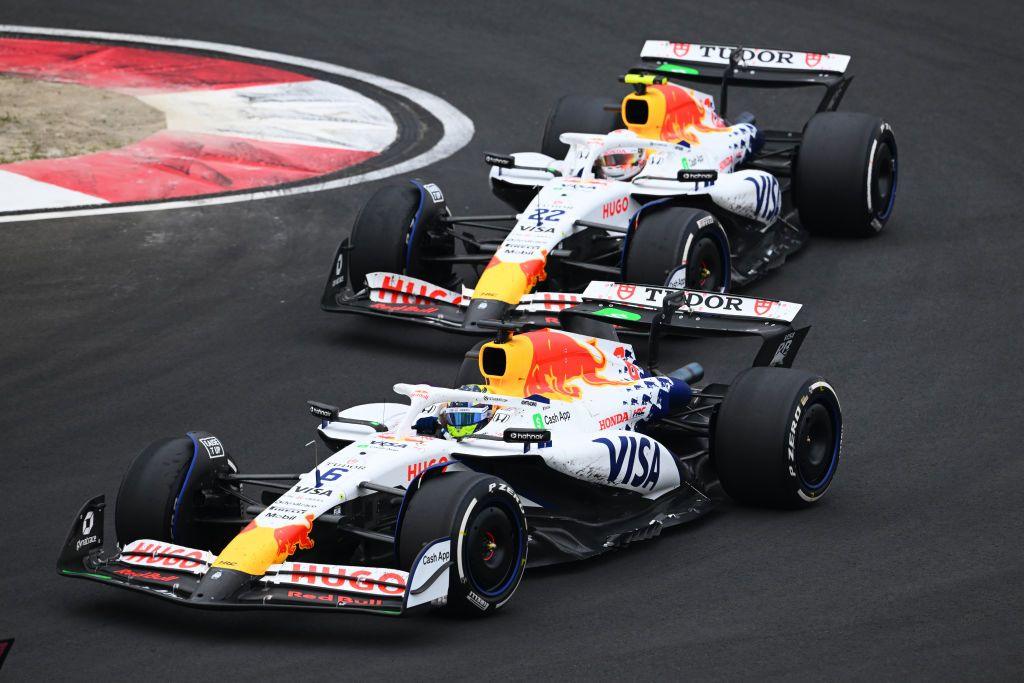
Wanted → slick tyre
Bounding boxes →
[541,95,623,159]
[454,341,487,386]
[115,433,240,552]
[713,368,842,508]
[794,112,898,237]
[625,207,730,291]
[347,182,453,289]
[398,472,528,615]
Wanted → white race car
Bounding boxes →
[322,40,897,334]
[60,285,842,616]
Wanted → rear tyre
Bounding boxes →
[541,95,623,159]
[454,341,487,386]
[625,207,730,291]
[712,368,842,508]
[794,112,898,237]
[398,472,528,615]
[347,182,453,289]
[115,434,240,552]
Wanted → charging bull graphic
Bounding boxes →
[622,82,730,145]
[524,329,626,400]
[212,514,315,576]
[475,253,550,304]
[484,328,638,401]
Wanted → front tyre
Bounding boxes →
[114,433,241,552]
[398,472,528,615]
[625,206,731,291]
[346,182,454,290]
[794,112,898,237]
[712,368,842,508]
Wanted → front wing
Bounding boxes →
[322,270,581,334]
[57,496,450,616]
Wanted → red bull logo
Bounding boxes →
[523,329,632,400]
[286,590,384,607]
[474,253,549,304]
[629,83,729,145]
[213,514,316,576]
[518,256,547,288]
[114,567,180,583]
[272,514,316,557]
[370,302,440,314]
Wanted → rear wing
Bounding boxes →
[630,39,854,119]
[641,41,849,77]
[562,281,810,371]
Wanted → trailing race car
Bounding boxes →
[321,39,897,334]
[60,284,843,616]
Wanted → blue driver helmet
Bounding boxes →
[440,384,494,439]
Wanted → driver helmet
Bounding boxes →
[596,132,647,180]
[440,384,494,439]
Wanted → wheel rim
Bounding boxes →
[795,401,839,489]
[686,237,723,290]
[871,141,897,221]
[466,504,519,596]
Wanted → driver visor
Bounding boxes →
[602,152,639,166]
[445,407,490,427]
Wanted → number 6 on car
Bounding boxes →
[59,286,843,617]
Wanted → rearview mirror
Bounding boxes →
[483,152,515,168]
[677,169,717,182]
[503,428,551,443]
[308,400,340,421]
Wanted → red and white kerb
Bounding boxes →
[0,37,398,212]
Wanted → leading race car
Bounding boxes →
[60,284,843,616]
[321,39,897,334]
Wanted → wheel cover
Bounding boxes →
[795,402,839,489]
[870,141,897,221]
[687,236,723,290]
[465,503,520,596]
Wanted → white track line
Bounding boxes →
[0,170,108,210]
[0,24,475,224]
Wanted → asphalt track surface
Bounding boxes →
[2,1,1022,679]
